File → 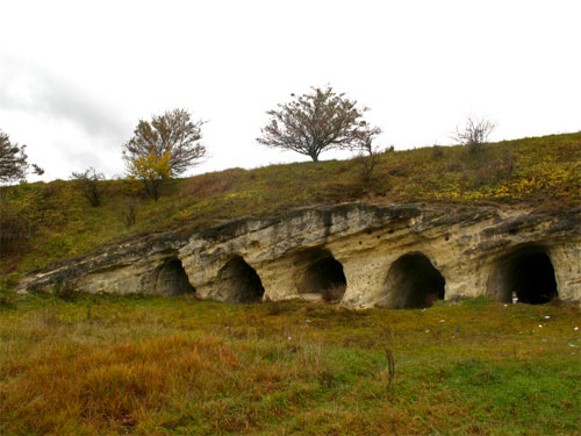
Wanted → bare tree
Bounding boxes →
[353,130,386,186]
[71,167,105,207]
[122,109,206,200]
[121,198,139,228]
[0,130,44,184]
[257,85,381,162]
[452,117,496,154]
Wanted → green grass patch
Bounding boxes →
[0,295,579,434]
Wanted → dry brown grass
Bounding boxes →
[0,295,579,434]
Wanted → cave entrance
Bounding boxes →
[488,245,558,304]
[217,256,265,303]
[296,248,347,302]
[155,258,196,296]
[384,252,445,309]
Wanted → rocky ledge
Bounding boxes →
[17,202,581,308]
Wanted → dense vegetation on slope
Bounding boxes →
[1,132,580,283]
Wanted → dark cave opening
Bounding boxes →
[384,252,445,309]
[297,248,347,302]
[217,256,265,303]
[489,246,558,305]
[155,258,196,296]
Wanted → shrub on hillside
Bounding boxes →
[71,168,105,207]
[452,117,496,154]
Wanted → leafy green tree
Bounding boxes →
[70,167,105,207]
[257,85,381,162]
[0,130,44,184]
[122,109,206,200]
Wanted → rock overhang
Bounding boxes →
[16,203,581,307]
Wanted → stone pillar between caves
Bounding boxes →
[340,253,396,308]
[550,243,581,303]
[255,257,300,301]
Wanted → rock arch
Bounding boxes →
[383,252,446,309]
[15,203,581,306]
[154,258,196,296]
[216,256,265,303]
[487,244,558,304]
[293,248,347,302]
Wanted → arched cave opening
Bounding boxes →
[296,248,347,302]
[217,256,265,303]
[383,252,445,309]
[155,258,196,296]
[488,245,558,305]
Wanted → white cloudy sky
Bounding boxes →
[1,0,580,181]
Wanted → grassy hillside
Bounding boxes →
[1,295,579,434]
[1,132,580,283]
[1,134,580,434]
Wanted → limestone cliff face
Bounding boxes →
[17,203,581,307]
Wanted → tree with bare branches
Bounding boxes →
[70,167,105,207]
[257,86,381,162]
[452,117,496,154]
[122,109,206,200]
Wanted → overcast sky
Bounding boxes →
[1,0,580,182]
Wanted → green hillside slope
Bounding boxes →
[1,133,580,284]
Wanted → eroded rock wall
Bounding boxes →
[17,203,581,307]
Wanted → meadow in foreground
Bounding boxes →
[0,294,579,435]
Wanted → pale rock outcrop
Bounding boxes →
[17,203,581,307]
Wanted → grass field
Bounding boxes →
[1,294,579,435]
